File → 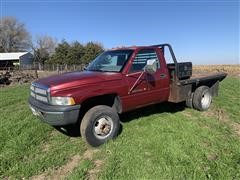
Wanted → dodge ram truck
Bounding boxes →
[29,44,227,147]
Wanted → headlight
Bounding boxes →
[50,97,75,106]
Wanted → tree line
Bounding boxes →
[0,16,104,66]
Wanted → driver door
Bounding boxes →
[123,49,158,110]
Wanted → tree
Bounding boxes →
[67,41,85,65]
[48,40,70,65]
[32,35,57,67]
[0,16,31,52]
[81,42,104,64]
[47,41,104,65]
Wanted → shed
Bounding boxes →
[0,52,34,69]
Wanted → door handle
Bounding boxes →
[160,73,166,78]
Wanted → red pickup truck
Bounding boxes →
[29,44,227,147]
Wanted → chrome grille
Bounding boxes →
[30,83,49,103]
[36,94,48,102]
[35,87,47,95]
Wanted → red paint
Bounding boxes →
[35,46,170,112]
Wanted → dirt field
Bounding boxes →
[193,64,240,77]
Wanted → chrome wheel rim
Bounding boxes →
[201,91,212,109]
[93,116,113,139]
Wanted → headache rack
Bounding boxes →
[151,43,192,81]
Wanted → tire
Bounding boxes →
[186,92,194,108]
[193,86,212,111]
[80,105,120,147]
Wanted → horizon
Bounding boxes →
[1,0,239,65]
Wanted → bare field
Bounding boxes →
[193,64,240,76]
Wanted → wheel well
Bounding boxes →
[79,94,122,118]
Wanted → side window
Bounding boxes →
[130,49,160,73]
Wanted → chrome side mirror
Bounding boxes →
[144,59,157,74]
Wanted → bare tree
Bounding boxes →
[0,16,31,52]
[32,35,58,69]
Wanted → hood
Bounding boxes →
[35,71,122,91]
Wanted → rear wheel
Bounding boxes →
[186,92,194,108]
[80,105,120,147]
[193,86,212,111]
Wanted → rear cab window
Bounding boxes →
[129,49,160,73]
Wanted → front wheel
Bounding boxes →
[80,105,120,147]
[193,86,212,111]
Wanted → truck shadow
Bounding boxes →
[53,102,186,138]
[118,102,186,135]
[53,124,81,137]
[120,102,186,123]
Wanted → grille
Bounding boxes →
[30,83,49,103]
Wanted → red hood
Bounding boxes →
[35,71,122,91]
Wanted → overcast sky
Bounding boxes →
[1,0,239,64]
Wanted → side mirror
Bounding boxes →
[144,59,157,74]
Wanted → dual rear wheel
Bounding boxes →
[186,86,212,111]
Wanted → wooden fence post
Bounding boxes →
[57,64,59,74]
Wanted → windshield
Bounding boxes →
[86,50,134,72]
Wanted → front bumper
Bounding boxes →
[28,96,80,126]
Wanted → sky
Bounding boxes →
[0,0,239,65]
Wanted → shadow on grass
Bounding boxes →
[54,102,186,137]
[120,102,186,123]
[53,123,81,137]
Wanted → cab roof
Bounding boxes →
[110,45,159,51]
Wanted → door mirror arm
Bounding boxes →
[128,71,145,94]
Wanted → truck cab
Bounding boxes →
[29,44,227,147]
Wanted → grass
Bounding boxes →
[0,85,87,178]
[65,159,94,180]
[98,77,240,179]
[214,77,240,123]
[0,77,239,179]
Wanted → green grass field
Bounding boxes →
[0,77,240,179]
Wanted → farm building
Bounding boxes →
[0,52,34,69]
